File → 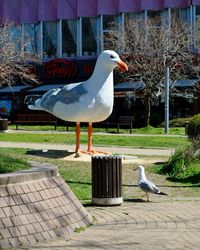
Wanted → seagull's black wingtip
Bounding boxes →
[158,191,168,196]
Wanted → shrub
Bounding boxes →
[150,113,162,127]
[155,145,200,181]
[158,147,191,176]
[159,117,189,127]
[187,114,200,148]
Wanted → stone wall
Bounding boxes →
[0,161,93,249]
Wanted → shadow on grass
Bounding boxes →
[124,198,146,203]
[153,163,200,185]
[106,131,120,134]
[123,183,200,188]
[166,173,200,185]
[123,184,138,187]
[66,180,91,185]
[26,149,73,159]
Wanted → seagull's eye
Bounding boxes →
[110,55,115,59]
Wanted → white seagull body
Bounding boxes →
[29,50,128,156]
[137,166,167,202]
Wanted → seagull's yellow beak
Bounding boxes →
[117,60,128,71]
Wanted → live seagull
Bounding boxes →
[137,166,167,202]
[28,50,128,157]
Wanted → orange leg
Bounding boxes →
[75,122,112,157]
[87,122,94,152]
[75,122,81,156]
[75,122,96,156]
[146,193,150,202]
[87,123,111,155]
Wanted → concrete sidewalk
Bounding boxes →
[0,141,174,157]
[26,200,200,250]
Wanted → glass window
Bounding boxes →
[195,6,200,47]
[82,17,97,56]
[146,11,162,44]
[147,11,161,26]
[24,24,40,54]
[161,9,170,27]
[103,15,119,50]
[171,8,189,23]
[9,25,22,52]
[124,13,141,20]
[103,15,118,30]
[62,20,77,57]
[43,21,57,58]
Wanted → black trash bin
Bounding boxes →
[0,119,8,131]
[92,155,123,205]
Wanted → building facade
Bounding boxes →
[1,0,200,59]
[1,0,200,124]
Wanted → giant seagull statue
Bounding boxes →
[29,50,128,156]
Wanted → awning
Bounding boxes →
[172,79,199,88]
[0,0,195,24]
[27,84,65,92]
[114,81,145,91]
[0,85,28,93]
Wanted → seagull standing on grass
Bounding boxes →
[137,166,167,202]
[28,50,128,157]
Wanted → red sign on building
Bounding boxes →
[40,58,96,83]
[44,59,78,78]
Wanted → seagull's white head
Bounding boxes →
[138,165,144,172]
[98,50,128,72]
[137,165,146,180]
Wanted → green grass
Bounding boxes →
[0,132,187,148]
[58,161,91,201]
[0,148,30,173]
[0,148,92,201]
[0,146,200,201]
[8,124,186,135]
[152,145,200,184]
[132,126,185,135]
[0,125,193,201]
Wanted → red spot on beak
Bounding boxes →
[117,60,128,71]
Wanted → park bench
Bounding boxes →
[14,113,57,130]
[106,115,134,134]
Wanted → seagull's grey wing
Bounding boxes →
[139,180,160,194]
[40,82,88,112]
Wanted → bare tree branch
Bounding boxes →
[106,17,200,125]
[0,23,40,88]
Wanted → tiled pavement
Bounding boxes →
[25,200,200,250]
[0,162,92,249]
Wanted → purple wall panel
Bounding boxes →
[58,0,77,19]
[21,0,39,23]
[0,0,197,24]
[77,0,97,17]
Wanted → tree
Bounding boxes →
[106,16,200,126]
[0,23,40,88]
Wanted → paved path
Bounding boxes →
[0,141,174,157]
[24,200,200,250]
[6,129,187,137]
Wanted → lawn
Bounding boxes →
[0,148,92,201]
[1,147,200,203]
[0,131,187,148]
[8,124,186,135]
[0,126,196,202]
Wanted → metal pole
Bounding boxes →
[164,60,170,134]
